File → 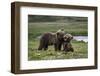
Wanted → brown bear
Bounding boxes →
[63,34,74,52]
[38,29,65,51]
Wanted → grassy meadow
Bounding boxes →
[28,15,88,60]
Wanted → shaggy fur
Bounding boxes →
[63,34,74,52]
[38,31,65,51]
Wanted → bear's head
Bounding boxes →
[63,33,73,42]
[56,32,65,41]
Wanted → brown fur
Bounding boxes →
[63,34,74,52]
[38,31,65,51]
[63,42,74,52]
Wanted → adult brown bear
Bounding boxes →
[38,29,65,51]
[63,34,74,52]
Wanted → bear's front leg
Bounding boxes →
[44,44,48,50]
[58,43,62,51]
[54,44,58,51]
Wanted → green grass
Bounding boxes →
[28,21,88,60]
[28,22,87,40]
[28,39,88,60]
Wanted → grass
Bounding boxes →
[28,21,88,60]
[28,22,87,40]
[28,39,88,60]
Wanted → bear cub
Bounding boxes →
[63,34,74,52]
